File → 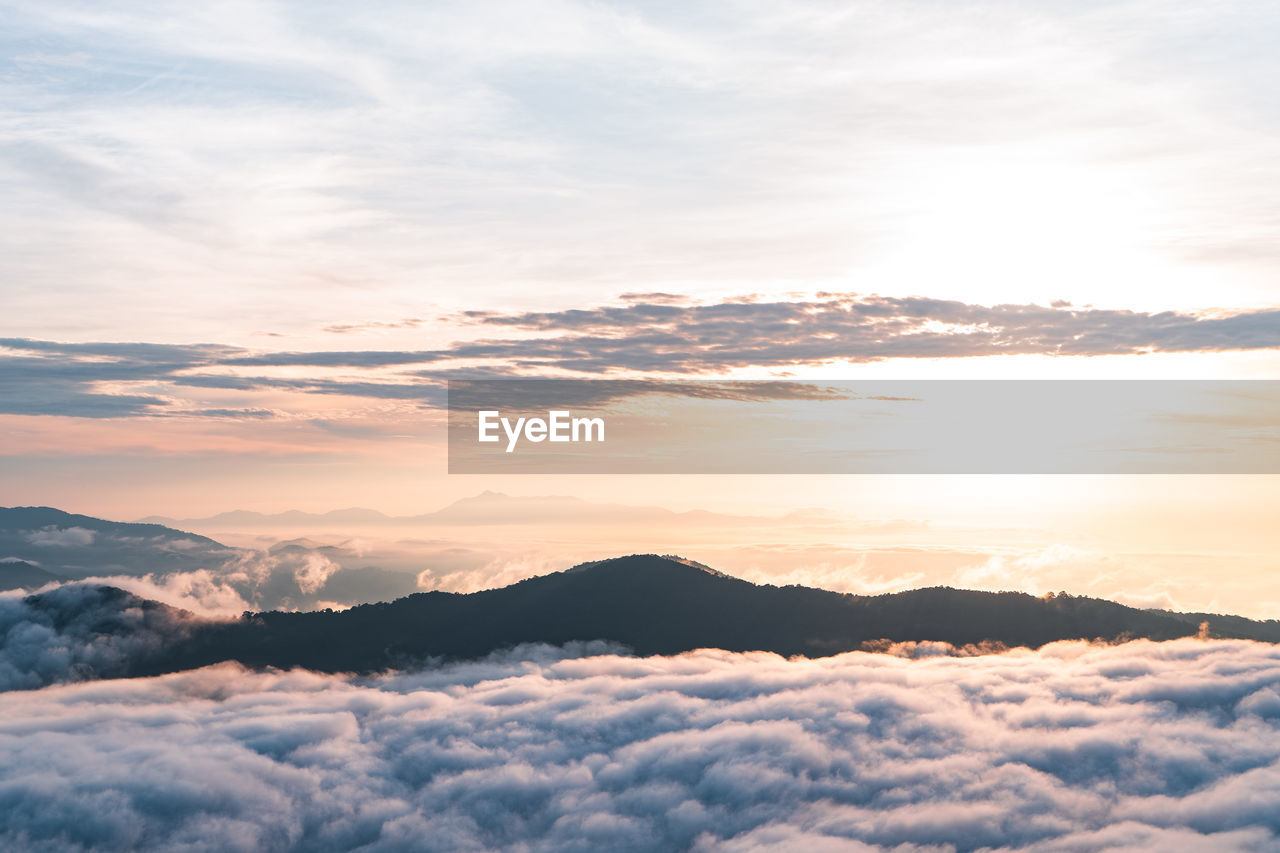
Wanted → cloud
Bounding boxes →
[290,552,341,595]
[0,584,200,690]
[210,544,411,609]
[0,509,417,613]
[619,292,692,305]
[444,378,854,412]
[5,293,1280,419]
[0,340,236,418]
[6,0,1280,355]
[25,525,95,547]
[443,295,1280,373]
[416,551,569,595]
[1,639,1279,850]
[78,571,254,619]
[323,318,425,334]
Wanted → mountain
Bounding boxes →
[0,506,424,611]
[137,492,773,528]
[1150,608,1280,643]
[0,559,62,591]
[64,554,1271,679]
[138,507,393,527]
[0,506,235,579]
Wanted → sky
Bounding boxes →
[3,0,1280,612]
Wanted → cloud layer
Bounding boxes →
[2,639,1280,851]
[5,294,1280,418]
[449,295,1280,372]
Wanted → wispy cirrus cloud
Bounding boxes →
[323,318,425,335]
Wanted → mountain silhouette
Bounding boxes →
[0,506,427,610]
[137,507,394,527]
[0,559,62,591]
[135,492,767,529]
[0,506,233,579]
[71,553,1272,678]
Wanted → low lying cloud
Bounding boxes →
[415,552,569,595]
[216,547,344,600]
[2,639,1279,850]
[1,511,419,613]
[0,584,200,690]
[25,525,95,547]
[79,570,254,618]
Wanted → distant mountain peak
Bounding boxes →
[0,557,63,592]
[564,553,731,579]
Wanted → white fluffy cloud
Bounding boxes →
[2,639,1279,851]
[25,525,96,547]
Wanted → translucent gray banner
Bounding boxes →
[447,380,1280,474]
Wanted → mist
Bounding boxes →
[2,639,1279,851]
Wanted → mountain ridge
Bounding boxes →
[2,506,221,544]
[26,553,1273,682]
[0,558,63,591]
[134,492,774,528]
[0,506,234,581]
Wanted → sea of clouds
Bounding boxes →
[2,634,1280,852]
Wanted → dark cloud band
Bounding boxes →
[3,294,1280,418]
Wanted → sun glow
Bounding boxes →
[856,148,1205,310]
